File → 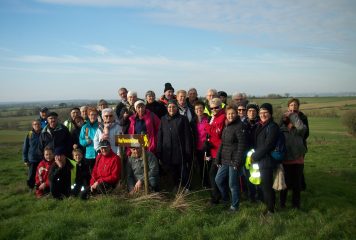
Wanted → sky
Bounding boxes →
[1,0,356,102]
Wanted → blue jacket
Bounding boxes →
[79,120,99,160]
[23,129,42,163]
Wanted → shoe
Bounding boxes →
[228,206,238,212]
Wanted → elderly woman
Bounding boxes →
[128,100,160,154]
[251,103,279,215]
[204,97,226,204]
[157,100,192,192]
[94,108,123,156]
[145,90,167,119]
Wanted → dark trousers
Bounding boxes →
[27,162,40,189]
[280,164,304,208]
[260,168,275,212]
[86,158,96,174]
[208,159,221,203]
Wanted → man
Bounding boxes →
[115,87,130,119]
[204,89,218,117]
[159,82,176,106]
[63,107,81,133]
[38,112,72,158]
[145,90,167,119]
[38,107,49,129]
[127,147,159,193]
[90,140,121,194]
[231,92,249,108]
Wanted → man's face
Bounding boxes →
[40,111,47,119]
[188,90,197,101]
[119,90,128,100]
[70,109,80,120]
[164,90,174,100]
[47,116,58,128]
[247,108,257,120]
[206,91,215,101]
[128,95,137,105]
[130,147,142,158]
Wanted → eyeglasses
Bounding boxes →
[211,106,220,110]
[238,109,246,112]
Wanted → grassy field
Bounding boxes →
[1,100,356,239]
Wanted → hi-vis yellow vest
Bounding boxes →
[245,149,261,185]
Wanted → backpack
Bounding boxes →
[267,124,286,163]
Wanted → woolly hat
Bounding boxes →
[246,103,259,112]
[54,146,66,156]
[164,82,174,93]
[260,103,273,115]
[134,100,145,109]
[218,91,227,98]
[167,99,178,107]
[40,107,48,113]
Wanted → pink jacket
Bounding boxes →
[196,116,209,151]
[128,109,160,153]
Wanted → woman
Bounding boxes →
[251,103,279,215]
[94,108,123,156]
[157,100,192,191]
[280,111,307,209]
[145,90,167,119]
[204,97,226,204]
[128,100,160,154]
[215,105,247,211]
[79,107,99,170]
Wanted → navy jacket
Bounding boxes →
[23,129,42,163]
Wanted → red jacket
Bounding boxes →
[90,150,121,186]
[204,109,226,158]
[35,160,53,197]
[128,109,160,153]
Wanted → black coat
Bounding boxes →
[216,118,247,169]
[38,124,72,158]
[252,119,279,169]
[157,113,192,165]
[146,101,167,119]
[49,161,72,199]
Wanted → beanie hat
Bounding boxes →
[167,99,178,107]
[260,103,273,115]
[47,112,58,118]
[218,91,227,98]
[164,82,174,93]
[54,146,66,156]
[134,100,145,110]
[246,103,259,112]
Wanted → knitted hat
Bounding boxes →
[47,112,58,118]
[260,103,273,115]
[167,99,178,107]
[218,91,227,98]
[164,82,174,93]
[54,146,66,156]
[246,103,259,112]
[134,100,145,109]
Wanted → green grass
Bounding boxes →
[1,116,356,239]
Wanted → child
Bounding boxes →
[23,120,42,190]
[49,147,72,199]
[69,149,90,200]
[35,146,54,198]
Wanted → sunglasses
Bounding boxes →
[104,115,113,117]
[238,109,246,111]
[211,106,220,110]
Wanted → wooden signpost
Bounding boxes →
[115,134,150,194]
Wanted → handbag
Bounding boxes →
[273,164,287,191]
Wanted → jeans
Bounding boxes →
[215,164,240,209]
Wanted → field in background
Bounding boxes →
[0,97,356,239]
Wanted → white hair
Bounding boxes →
[127,91,137,97]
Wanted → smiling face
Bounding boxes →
[209,104,221,116]
[259,109,271,123]
[167,103,178,116]
[47,116,58,129]
[165,90,174,100]
[247,108,257,120]
[177,92,186,106]
[32,120,41,132]
[194,104,204,117]
[136,104,146,117]
[288,101,299,112]
[100,146,110,156]
[226,108,237,123]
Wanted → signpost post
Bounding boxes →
[116,134,150,194]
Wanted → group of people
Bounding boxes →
[22,82,309,215]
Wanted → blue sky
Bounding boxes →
[1,0,356,102]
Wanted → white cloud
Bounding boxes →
[84,44,109,55]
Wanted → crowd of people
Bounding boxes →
[22,83,309,215]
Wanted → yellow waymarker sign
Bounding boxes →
[115,134,149,148]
